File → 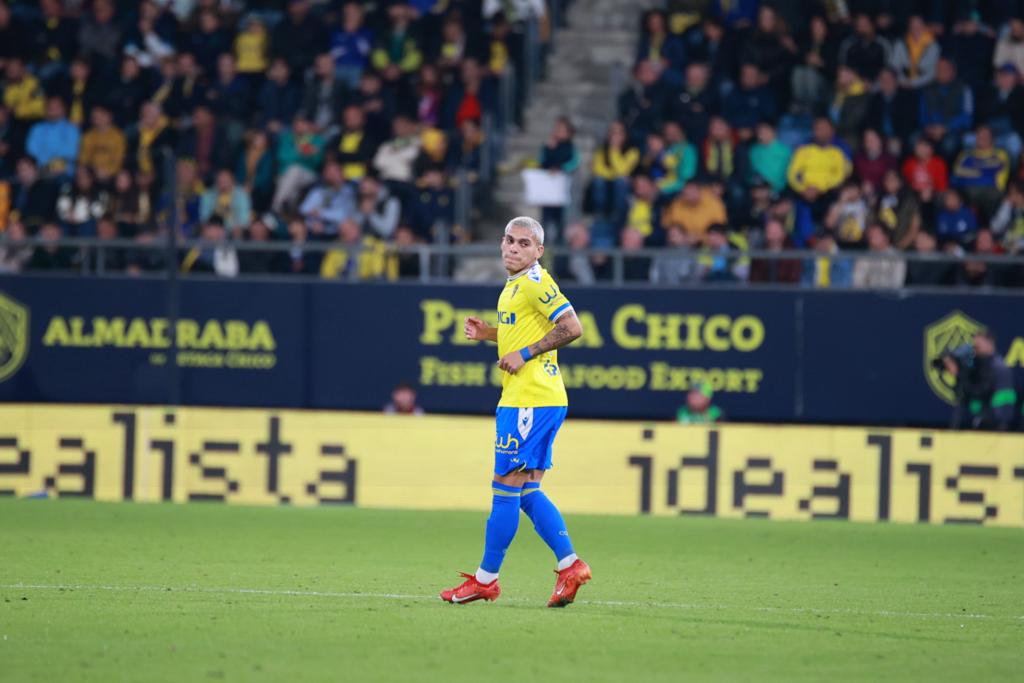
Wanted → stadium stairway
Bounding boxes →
[459,0,656,281]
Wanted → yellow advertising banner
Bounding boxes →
[1,405,1022,526]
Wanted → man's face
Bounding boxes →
[997,69,1018,92]
[204,224,226,243]
[976,128,993,149]
[687,389,710,412]
[973,334,994,357]
[393,387,416,411]
[46,99,64,121]
[216,172,233,192]
[323,163,343,186]
[682,183,700,204]
[813,120,833,145]
[500,226,543,274]
[936,60,954,84]
[344,106,364,130]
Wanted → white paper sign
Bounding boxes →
[522,169,571,207]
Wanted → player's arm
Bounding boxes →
[497,309,582,374]
[464,316,497,343]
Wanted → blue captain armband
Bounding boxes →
[519,347,534,362]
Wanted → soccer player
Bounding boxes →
[440,216,591,608]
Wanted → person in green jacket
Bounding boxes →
[749,121,791,193]
[676,382,724,424]
[272,115,326,213]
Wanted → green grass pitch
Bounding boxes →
[1,499,1022,682]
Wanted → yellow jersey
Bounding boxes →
[496,263,572,408]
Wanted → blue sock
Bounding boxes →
[479,481,523,574]
[520,482,575,562]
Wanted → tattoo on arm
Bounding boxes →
[528,313,581,357]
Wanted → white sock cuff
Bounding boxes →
[556,553,578,571]
[475,568,499,584]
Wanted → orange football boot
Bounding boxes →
[440,572,501,605]
[547,559,592,608]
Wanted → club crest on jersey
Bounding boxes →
[510,284,520,298]
[537,285,559,305]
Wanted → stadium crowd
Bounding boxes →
[0,0,549,277]
[560,0,1024,288]
[0,0,1022,289]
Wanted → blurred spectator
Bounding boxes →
[441,58,494,130]
[992,181,1024,253]
[936,189,979,247]
[919,57,974,158]
[738,6,797,97]
[697,223,748,282]
[749,218,800,284]
[176,105,234,182]
[3,58,46,136]
[748,121,790,194]
[960,228,1008,287]
[372,3,423,88]
[273,0,327,78]
[27,97,80,177]
[854,129,897,195]
[109,169,149,236]
[12,156,57,228]
[0,3,29,72]
[951,124,1010,221]
[373,115,421,188]
[901,137,947,202]
[676,383,722,424]
[34,0,78,81]
[383,381,424,415]
[414,126,453,177]
[239,218,275,275]
[272,116,325,213]
[123,10,175,71]
[830,66,870,150]
[661,180,727,244]
[79,105,124,184]
[905,229,954,286]
[303,53,347,137]
[825,181,870,249]
[993,18,1024,76]
[791,15,835,113]
[189,10,230,77]
[537,116,578,241]
[235,16,269,79]
[618,60,667,143]
[354,175,400,241]
[27,222,74,271]
[946,329,1017,431]
[867,67,919,149]
[839,14,891,81]
[299,161,355,237]
[330,105,376,182]
[801,234,853,288]
[330,1,374,88]
[672,62,717,146]
[787,117,851,217]
[876,169,921,250]
[409,168,454,243]
[555,222,611,284]
[415,63,444,128]
[890,15,939,89]
[57,166,107,237]
[619,226,650,281]
[852,223,905,288]
[258,59,300,133]
[181,216,239,277]
[636,9,685,85]
[0,219,31,273]
[60,57,99,129]
[107,56,150,128]
[649,224,697,284]
[701,116,737,185]
[164,53,204,121]
[660,120,698,195]
[625,174,659,242]
[723,63,776,140]
[127,102,174,180]
[590,121,638,225]
[87,215,126,273]
[77,0,121,73]
[273,217,321,275]
[237,130,274,214]
[320,217,397,281]
[200,169,251,237]
[944,14,996,94]
[976,64,1024,163]
[207,53,249,125]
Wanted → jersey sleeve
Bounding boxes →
[528,271,574,322]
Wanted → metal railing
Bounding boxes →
[5,235,1024,290]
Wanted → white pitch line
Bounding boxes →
[2,583,1021,622]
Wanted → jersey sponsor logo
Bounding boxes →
[0,292,29,383]
[527,264,542,283]
[537,285,560,306]
[495,433,520,453]
[497,311,517,325]
[923,311,985,405]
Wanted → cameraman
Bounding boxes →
[943,330,1017,431]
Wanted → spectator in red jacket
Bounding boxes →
[902,137,948,202]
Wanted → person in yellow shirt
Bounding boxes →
[79,105,126,183]
[787,117,852,217]
[661,180,728,243]
[625,174,658,239]
[439,216,590,609]
[234,16,268,74]
[2,58,45,124]
[319,218,397,281]
[590,120,638,224]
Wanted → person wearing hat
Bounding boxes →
[676,382,724,424]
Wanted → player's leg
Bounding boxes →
[440,408,530,604]
[518,407,591,607]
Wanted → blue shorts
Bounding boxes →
[494,406,567,475]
